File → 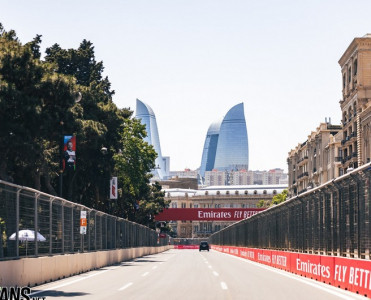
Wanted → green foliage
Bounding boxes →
[271,189,288,206]
[0,23,167,225]
[256,190,288,208]
[256,200,271,208]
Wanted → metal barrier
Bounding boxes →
[210,163,371,259]
[0,180,170,260]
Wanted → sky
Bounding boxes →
[2,0,371,172]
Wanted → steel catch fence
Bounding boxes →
[210,163,371,259]
[0,180,170,260]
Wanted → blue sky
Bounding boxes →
[2,0,371,171]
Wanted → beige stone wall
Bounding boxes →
[0,246,171,288]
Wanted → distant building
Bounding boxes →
[204,169,287,186]
[200,103,249,179]
[287,122,342,196]
[169,169,198,179]
[163,184,287,238]
[135,99,170,180]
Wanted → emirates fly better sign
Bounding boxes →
[155,208,265,221]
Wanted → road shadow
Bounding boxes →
[31,290,90,297]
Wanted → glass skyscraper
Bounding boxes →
[200,103,249,178]
[135,99,170,180]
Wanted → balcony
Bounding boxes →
[335,157,342,162]
[297,172,309,179]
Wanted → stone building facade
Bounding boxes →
[288,34,371,197]
[338,34,371,171]
[287,123,342,196]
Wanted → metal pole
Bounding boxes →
[49,199,53,255]
[71,206,74,252]
[34,193,39,256]
[62,203,64,254]
[16,188,20,258]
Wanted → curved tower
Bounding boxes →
[214,103,249,171]
[199,119,222,178]
[200,103,249,179]
[135,99,169,180]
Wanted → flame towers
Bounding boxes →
[135,99,170,180]
[200,103,249,178]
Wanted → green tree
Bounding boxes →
[0,24,167,225]
[113,117,158,220]
[271,189,288,206]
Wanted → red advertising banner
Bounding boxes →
[211,245,371,298]
[155,208,265,221]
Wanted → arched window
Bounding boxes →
[244,190,248,195]
[263,190,267,195]
[235,190,239,195]
[226,191,230,195]
[273,190,277,195]
[217,191,220,195]
[205,191,208,196]
[254,190,257,195]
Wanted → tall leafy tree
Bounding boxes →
[0,24,169,224]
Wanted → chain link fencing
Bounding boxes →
[210,163,371,259]
[0,181,170,260]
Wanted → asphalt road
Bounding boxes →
[30,249,366,300]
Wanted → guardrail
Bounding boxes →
[210,163,371,259]
[0,180,170,260]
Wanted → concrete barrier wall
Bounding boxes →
[0,246,172,287]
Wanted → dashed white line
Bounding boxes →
[213,271,219,277]
[221,282,228,290]
[118,282,133,291]
[142,272,149,277]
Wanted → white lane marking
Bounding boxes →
[221,282,228,290]
[223,253,365,300]
[152,266,158,270]
[213,271,219,276]
[142,272,149,277]
[118,282,133,291]
[30,269,111,296]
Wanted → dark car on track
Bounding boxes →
[199,241,209,251]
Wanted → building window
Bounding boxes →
[205,191,208,195]
[172,202,177,208]
[167,192,170,197]
[273,190,277,195]
[244,190,248,195]
[348,67,351,83]
[254,190,257,195]
[226,191,230,195]
[194,204,198,208]
[235,191,239,195]
[343,73,346,89]
[181,203,186,208]
[263,190,267,195]
[353,59,358,76]
[217,191,220,195]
